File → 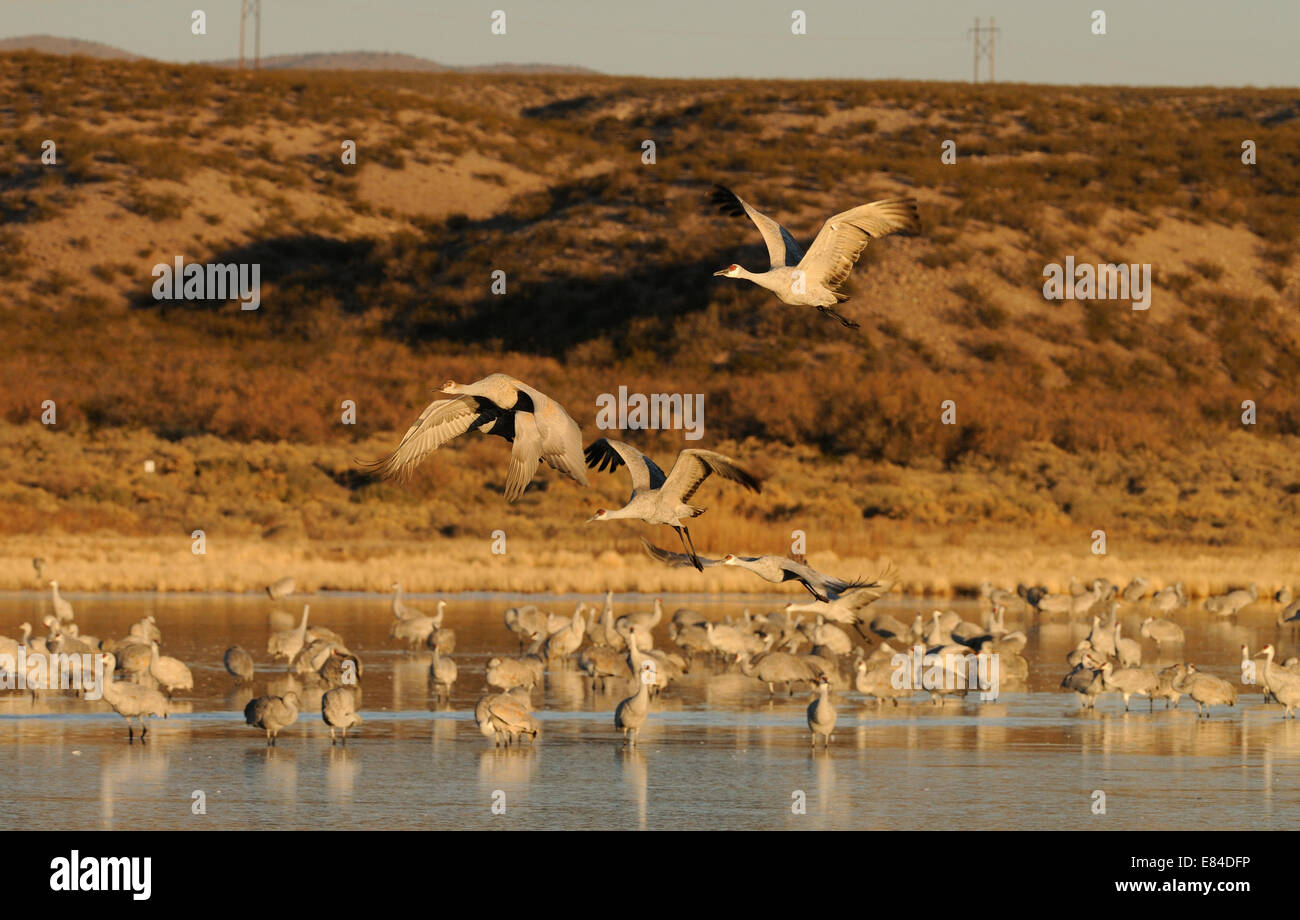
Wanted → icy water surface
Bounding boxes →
[2,592,1299,830]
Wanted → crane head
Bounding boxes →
[713,264,741,277]
[587,509,609,523]
[721,554,737,564]
[439,379,460,394]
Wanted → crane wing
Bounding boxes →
[712,185,804,268]
[358,395,491,482]
[662,449,762,505]
[533,397,589,487]
[583,438,666,497]
[798,197,919,292]
[503,412,544,502]
[640,538,725,568]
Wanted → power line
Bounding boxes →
[967,16,1000,83]
[239,0,262,70]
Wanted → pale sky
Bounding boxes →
[3,0,1298,85]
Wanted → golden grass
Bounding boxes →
[5,533,1297,599]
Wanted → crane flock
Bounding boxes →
[4,574,1299,750]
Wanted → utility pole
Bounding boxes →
[967,17,1000,83]
[238,0,262,71]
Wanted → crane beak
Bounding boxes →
[712,268,729,276]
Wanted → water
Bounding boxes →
[2,593,1298,830]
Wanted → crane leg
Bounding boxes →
[817,305,861,329]
[673,526,703,572]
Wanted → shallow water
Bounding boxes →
[2,592,1298,830]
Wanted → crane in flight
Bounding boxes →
[640,538,889,605]
[584,439,761,571]
[360,373,588,502]
[710,184,919,328]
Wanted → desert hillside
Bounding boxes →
[2,51,1299,593]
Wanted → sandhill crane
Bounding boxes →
[616,597,663,635]
[1205,583,1258,617]
[1139,617,1183,650]
[244,692,301,745]
[318,648,362,689]
[1277,598,1300,626]
[486,652,542,692]
[543,609,586,666]
[1150,582,1186,614]
[853,657,909,707]
[360,373,588,502]
[268,605,310,662]
[980,582,1029,616]
[116,642,152,685]
[869,613,909,641]
[736,647,816,697]
[425,622,456,655]
[585,439,761,570]
[48,621,92,657]
[428,644,458,700]
[807,675,837,746]
[1061,653,1106,709]
[148,642,193,698]
[475,691,539,746]
[1172,665,1237,718]
[1121,577,1149,602]
[669,621,713,659]
[809,616,853,657]
[615,661,655,746]
[1087,615,1117,658]
[392,607,441,649]
[1113,623,1142,668]
[706,621,763,661]
[642,538,886,605]
[578,645,633,692]
[784,575,897,640]
[504,605,549,649]
[48,580,74,622]
[672,606,707,630]
[1099,662,1158,711]
[17,623,47,657]
[710,184,919,328]
[591,598,627,651]
[96,653,168,743]
[1153,664,1184,709]
[1066,640,1094,668]
[390,582,423,620]
[321,687,362,743]
[1259,645,1300,717]
[266,576,295,600]
[1034,591,1074,615]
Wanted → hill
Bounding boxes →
[0,35,596,73]
[0,35,139,59]
[1,51,1298,593]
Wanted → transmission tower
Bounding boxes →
[967,17,999,83]
[239,0,262,70]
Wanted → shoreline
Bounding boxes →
[4,535,1296,599]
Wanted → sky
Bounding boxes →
[3,0,1299,85]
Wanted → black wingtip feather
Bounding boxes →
[710,184,746,217]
